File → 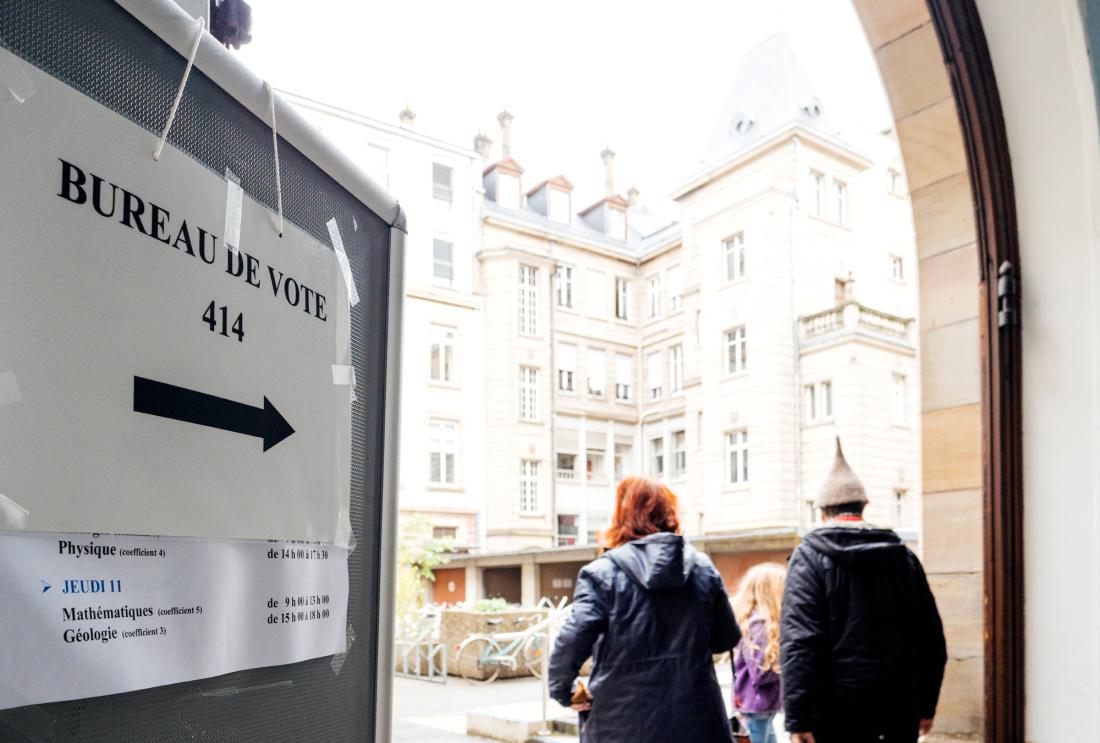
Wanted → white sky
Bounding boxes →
[236,0,892,215]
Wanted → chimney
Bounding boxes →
[473,131,493,163]
[600,146,616,197]
[626,186,640,207]
[498,109,514,160]
[398,103,415,128]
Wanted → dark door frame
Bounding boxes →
[926,2,1025,741]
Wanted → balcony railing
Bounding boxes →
[800,302,913,345]
[556,469,576,481]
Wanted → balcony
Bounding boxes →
[800,302,914,349]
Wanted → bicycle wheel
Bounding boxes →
[521,634,546,679]
[456,637,500,685]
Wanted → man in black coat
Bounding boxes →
[781,439,947,743]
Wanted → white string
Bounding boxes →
[153,16,205,161]
[266,81,284,237]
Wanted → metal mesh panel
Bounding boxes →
[0,2,390,740]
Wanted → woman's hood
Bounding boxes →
[604,532,695,591]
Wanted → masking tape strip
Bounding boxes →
[0,370,22,407]
[0,51,35,104]
[327,218,360,307]
[0,494,29,530]
[224,168,244,255]
[331,623,356,675]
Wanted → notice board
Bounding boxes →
[0,1,402,740]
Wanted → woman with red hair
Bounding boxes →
[548,477,740,742]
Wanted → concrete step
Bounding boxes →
[466,701,577,743]
[525,736,579,743]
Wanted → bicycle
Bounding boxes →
[455,614,548,685]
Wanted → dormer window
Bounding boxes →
[802,97,824,119]
[549,188,571,224]
[498,172,521,209]
[432,163,453,205]
[607,207,626,240]
[731,113,754,136]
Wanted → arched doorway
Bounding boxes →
[850,1,1022,740]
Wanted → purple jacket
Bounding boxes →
[733,613,782,714]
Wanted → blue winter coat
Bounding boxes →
[548,532,740,743]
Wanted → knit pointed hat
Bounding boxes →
[815,437,869,508]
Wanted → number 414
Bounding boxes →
[203,301,244,342]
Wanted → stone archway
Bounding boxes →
[848,1,1022,741]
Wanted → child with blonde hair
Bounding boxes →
[732,562,786,743]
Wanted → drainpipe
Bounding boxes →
[791,137,804,533]
[548,244,558,549]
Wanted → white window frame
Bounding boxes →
[432,238,454,286]
[615,278,630,321]
[671,430,686,478]
[647,275,661,319]
[891,374,907,425]
[821,380,833,419]
[557,344,577,393]
[615,353,632,401]
[585,269,607,318]
[432,163,453,205]
[519,366,538,421]
[607,206,627,240]
[519,460,540,514]
[895,488,908,527]
[833,179,848,225]
[726,326,747,374]
[811,171,825,216]
[725,430,749,485]
[555,265,574,308]
[890,254,905,283]
[667,265,683,310]
[498,172,521,209]
[549,188,571,223]
[650,437,665,478]
[647,351,663,400]
[669,344,683,394]
[428,420,458,486]
[518,265,538,336]
[429,324,456,383]
[804,384,817,422]
[587,348,606,397]
[724,233,746,282]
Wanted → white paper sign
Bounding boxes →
[0,49,354,545]
[0,531,350,711]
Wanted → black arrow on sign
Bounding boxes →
[133,376,295,452]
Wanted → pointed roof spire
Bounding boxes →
[703,32,831,166]
[815,437,869,508]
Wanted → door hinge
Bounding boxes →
[997,261,1017,329]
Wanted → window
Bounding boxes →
[432,526,457,541]
[432,239,454,286]
[811,171,824,216]
[895,489,908,527]
[891,374,906,424]
[556,453,576,480]
[615,278,630,320]
[432,163,453,204]
[822,381,833,418]
[667,265,683,310]
[519,366,538,421]
[835,278,849,305]
[587,348,606,397]
[891,255,905,282]
[607,207,626,240]
[650,437,665,477]
[804,384,817,421]
[555,265,574,308]
[647,351,663,400]
[724,233,746,282]
[725,430,749,485]
[498,172,520,209]
[647,276,661,318]
[557,344,576,392]
[614,443,631,481]
[615,353,632,401]
[889,168,902,195]
[672,430,686,478]
[669,344,683,394]
[428,420,457,485]
[726,327,747,374]
[806,380,834,422]
[557,514,579,546]
[585,270,606,318]
[519,460,539,513]
[518,265,538,336]
[586,449,606,482]
[429,325,456,383]
[367,144,389,189]
[549,189,571,223]
[834,179,848,225]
